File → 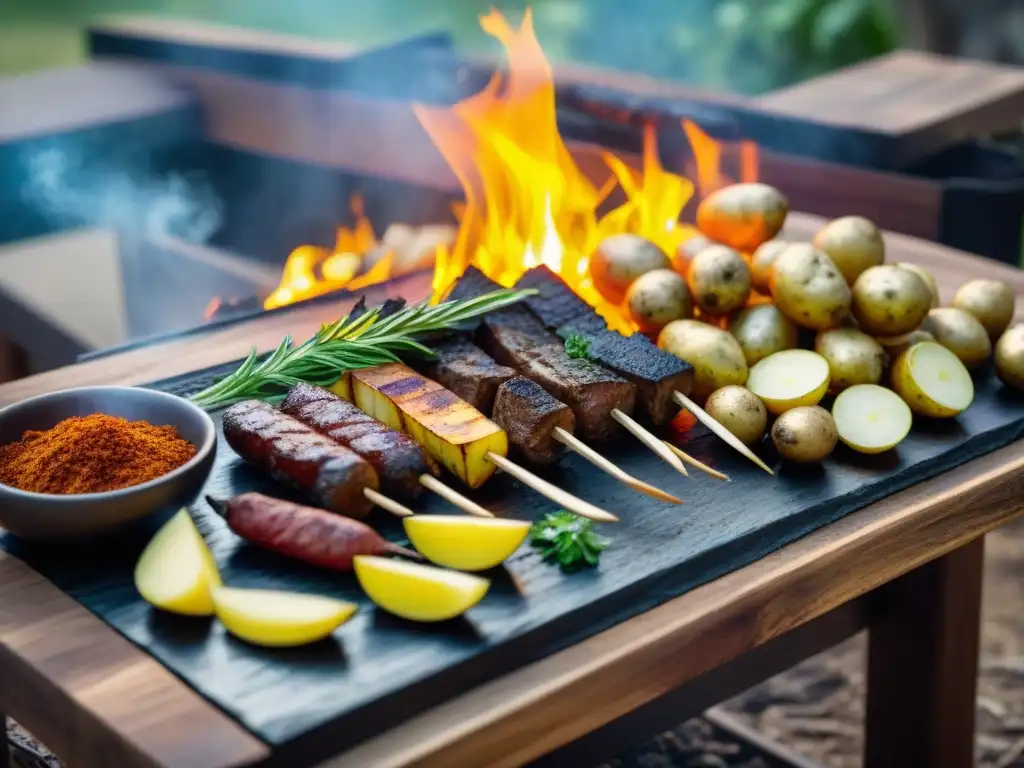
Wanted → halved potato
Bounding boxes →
[353,555,490,622]
[747,349,830,415]
[213,587,357,647]
[403,516,530,572]
[891,341,974,418]
[832,384,912,454]
[134,509,221,616]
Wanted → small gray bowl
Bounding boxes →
[0,386,216,541]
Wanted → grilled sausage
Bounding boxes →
[221,400,378,518]
[281,382,435,500]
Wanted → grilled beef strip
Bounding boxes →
[492,376,575,465]
[419,335,517,413]
[514,266,695,424]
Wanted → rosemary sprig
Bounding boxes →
[190,288,534,410]
[564,333,592,361]
[530,510,611,572]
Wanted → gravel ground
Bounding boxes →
[8,518,1024,768]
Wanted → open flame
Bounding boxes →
[259,8,757,331]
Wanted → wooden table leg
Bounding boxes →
[864,537,985,768]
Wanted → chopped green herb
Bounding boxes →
[564,334,591,361]
[529,510,611,572]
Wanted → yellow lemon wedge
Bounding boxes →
[134,509,221,616]
[403,515,530,572]
[353,555,490,622]
[747,349,830,415]
[212,587,357,647]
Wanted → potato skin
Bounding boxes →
[769,243,852,330]
[658,319,748,400]
[814,328,887,392]
[926,307,992,369]
[686,245,752,317]
[952,279,1016,339]
[673,233,713,276]
[995,324,1024,389]
[770,406,838,463]
[589,233,669,304]
[750,240,789,295]
[696,183,788,252]
[851,264,932,336]
[812,216,885,284]
[728,304,798,365]
[626,269,693,333]
[897,263,940,308]
[704,385,767,445]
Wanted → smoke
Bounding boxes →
[18,143,222,244]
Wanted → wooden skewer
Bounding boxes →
[485,452,619,523]
[672,391,775,475]
[418,474,495,518]
[662,441,731,482]
[611,409,689,477]
[552,427,683,504]
[362,488,416,517]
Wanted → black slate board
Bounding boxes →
[3,367,1024,765]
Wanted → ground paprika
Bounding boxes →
[0,414,196,494]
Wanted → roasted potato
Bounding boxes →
[750,240,789,295]
[769,243,852,330]
[926,307,992,369]
[831,384,912,454]
[626,269,693,333]
[673,233,713,276]
[658,319,748,400]
[814,328,887,391]
[897,263,940,308]
[728,304,798,365]
[891,341,973,418]
[952,278,1016,339]
[696,183,788,252]
[704,385,767,445]
[771,406,838,463]
[995,323,1024,389]
[686,244,752,317]
[589,233,669,304]
[851,264,932,336]
[875,328,936,361]
[811,216,885,284]
[747,349,830,415]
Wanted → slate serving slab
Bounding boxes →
[3,364,1023,765]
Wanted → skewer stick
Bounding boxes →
[552,427,683,504]
[672,391,775,475]
[485,452,619,523]
[611,409,689,477]
[662,441,730,482]
[418,474,495,518]
[362,488,417,517]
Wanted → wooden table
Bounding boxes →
[1,212,1022,768]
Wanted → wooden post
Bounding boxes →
[0,338,27,385]
[864,537,985,768]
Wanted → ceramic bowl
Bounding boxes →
[0,386,216,541]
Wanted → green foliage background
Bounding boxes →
[1,0,899,93]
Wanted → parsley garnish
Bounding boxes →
[564,334,592,360]
[530,511,611,572]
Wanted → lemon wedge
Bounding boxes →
[403,516,530,572]
[212,587,357,647]
[134,509,221,616]
[353,555,490,622]
[747,349,830,414]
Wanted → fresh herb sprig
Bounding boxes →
[190,288,534,410]
[564,333,592,361]
[530,510,611,572]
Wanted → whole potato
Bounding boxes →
[851,264,932,336]
[876,328,936,361]
[897,262,940,308]
[750,240,789,295]
[995,323,1024,389]
[927,307,992,369]
[814,328,887,391]
[686,244,752,317]
[952,278,1015,339]
[704,385,767,445]
[626,269,693,333]
[771,405,838,463]
[589,233,669,304]
[658,319,748,400]
[811,216,885,284]
[696,183,788,252]
[770,243,852,330]
[673,233,713,276]
[728,304,799,365]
